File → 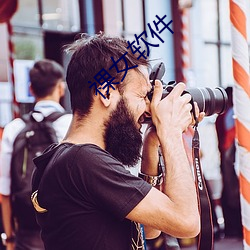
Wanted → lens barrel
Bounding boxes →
[147,84,228,119]
[187,87,228,116]
[157,85,228,116]
[148,62,228,117]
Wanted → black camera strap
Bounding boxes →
[158,118,214,249]
[192,114,214,249]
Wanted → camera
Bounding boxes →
[148,62,228,116]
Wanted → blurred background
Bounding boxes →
[1,0,250,123]
[0,0,250,249]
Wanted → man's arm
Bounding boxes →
[126,81,200,238]
[0,120,23,250]
[1,195,15,250]
[140,126,161,239]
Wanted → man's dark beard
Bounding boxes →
[104,98,143,167]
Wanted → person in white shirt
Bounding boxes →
[0,59,72,250]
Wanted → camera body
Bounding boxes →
[147,62,228,116]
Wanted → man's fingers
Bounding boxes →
[151,80,163,108]
[180,92,192,104]
[193,102,199,119]
[167,82,186,99]
[193,102,205,122]
[192,102,205,124]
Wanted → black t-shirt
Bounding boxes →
[33,143,152,250]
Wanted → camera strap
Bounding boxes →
[192,121,214,250]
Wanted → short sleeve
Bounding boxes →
[0,119,25,195]
[73,145,152,220]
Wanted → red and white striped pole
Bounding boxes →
[7,20,19,118]
[180,8,190,83]
[180,7,194,163]
[230,0,250,248]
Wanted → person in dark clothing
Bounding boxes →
[215,87,242,238]
[31,33,202,250]
[0,59,71,250]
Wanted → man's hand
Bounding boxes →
[129,80,201,238]
[150,80,193,140]
[192,102,205,126]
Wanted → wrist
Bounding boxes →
[139,172,163,186]
[157,127,182,141]
[144,127,160,148]
[1,233,15,246]
[139,156,164,187]
[158,131,183,150]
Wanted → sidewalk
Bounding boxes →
[181,237,243,250]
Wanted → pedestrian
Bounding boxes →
[0,59,72,250]
[215,86,242,238]
[31,33,202,250]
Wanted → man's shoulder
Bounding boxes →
[73,144,109,159]
[72,144,128,175]
[34,143,106,178]
[42,143,105,161]
[3,118,26,141]
[4,117,25,129]
[52,113,72,123]
[40,143,124,176]
[51,113,72,128]
[66,144,120,168]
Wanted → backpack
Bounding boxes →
[10,110,64,230]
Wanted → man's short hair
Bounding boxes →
[65,33,149,117]
[29,59,64,98]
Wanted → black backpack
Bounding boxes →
[10,110,64,230]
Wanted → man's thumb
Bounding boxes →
[151,80,163,107]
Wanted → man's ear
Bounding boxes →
[29,83,35,97]
[98,88,111,108]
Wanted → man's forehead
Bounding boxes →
[138,65,149,77]
[137,65,151,90]
[124,65,151,92]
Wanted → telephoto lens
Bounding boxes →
[186,87,228,116]
[148,62,228,116]
[160,84,228,116]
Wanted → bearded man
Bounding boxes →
[31,33,201,250]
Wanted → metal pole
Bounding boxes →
[121,0,125,37]
[37,0,43,28]
[142,0,146,35]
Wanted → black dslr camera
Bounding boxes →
[147,62,228,116]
